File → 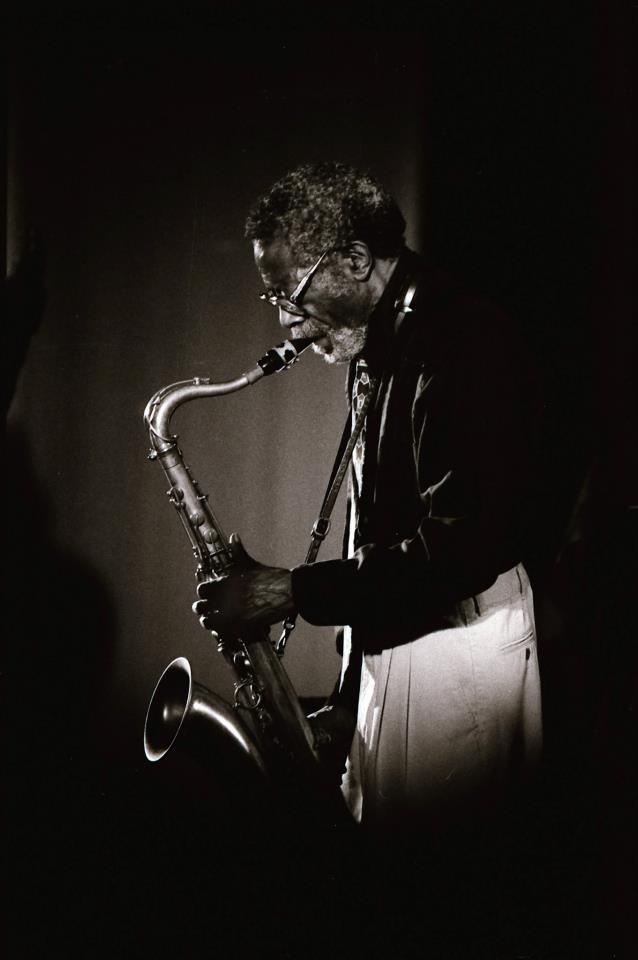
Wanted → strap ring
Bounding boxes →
[311,517,331,541]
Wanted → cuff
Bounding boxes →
[290,558,359,626]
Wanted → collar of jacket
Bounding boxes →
[354,247,424,380]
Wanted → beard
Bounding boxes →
[313,324,368,364]
[291,273,372,363]
[310,284,370,363]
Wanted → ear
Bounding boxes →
[342,241,374,281]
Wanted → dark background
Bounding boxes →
[4,6,636,958]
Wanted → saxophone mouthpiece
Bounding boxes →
[289,336,318,352]
[256,337,317,377]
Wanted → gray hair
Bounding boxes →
[245,161,406,263]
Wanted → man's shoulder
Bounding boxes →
[405,264,523,370]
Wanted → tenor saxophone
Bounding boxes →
[143,337,322,782]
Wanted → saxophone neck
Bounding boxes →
[144,337,315,448]
[144,374,251,449]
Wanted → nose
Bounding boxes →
[278,306,300,329]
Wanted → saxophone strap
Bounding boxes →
[309,379,378,561]
[276,275,418,656]
[275,377,378,655]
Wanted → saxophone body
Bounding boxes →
[143,338,322,782]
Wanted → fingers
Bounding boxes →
[198,613,216,632]
[197,580,215,600]
[191,542,258,634]
[194,574,234,633]
[196,562,245,600]
[229,531,252,566]
[192,598,220,634]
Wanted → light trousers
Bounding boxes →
[341,564,542,826]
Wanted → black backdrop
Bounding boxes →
[5,8,636,958]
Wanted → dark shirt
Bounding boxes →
[291,250,540,651]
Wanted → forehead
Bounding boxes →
[253,238,299,286]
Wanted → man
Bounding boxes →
[193,160,542,834]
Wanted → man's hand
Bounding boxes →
[192,533,295,635]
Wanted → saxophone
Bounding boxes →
[143,337,322,783]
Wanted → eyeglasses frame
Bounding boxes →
[259,247,333,316]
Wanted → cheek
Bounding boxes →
[315,286,358,321]
[333,294,369,329]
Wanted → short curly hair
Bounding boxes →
[244,161,406,262]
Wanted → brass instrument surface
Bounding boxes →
[143,338,322,780]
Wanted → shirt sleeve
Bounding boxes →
[291,316,538,635]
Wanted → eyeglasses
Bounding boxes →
[259,248,332,317]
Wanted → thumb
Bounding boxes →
[229,532,253,566]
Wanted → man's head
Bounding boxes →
[245,162,406,363]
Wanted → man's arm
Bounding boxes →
[195,312,538,638]
[291,317,538,634]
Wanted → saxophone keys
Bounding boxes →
[167,485,184,503]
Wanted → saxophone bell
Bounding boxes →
[144,656,267,775]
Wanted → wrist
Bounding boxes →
[252,567,296,624]
[275,568,296,619]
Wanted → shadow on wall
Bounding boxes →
[4,423,117,953]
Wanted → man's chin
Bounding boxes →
[318,348,344,365]
[312,337,339,364]
[312,329,367,364]
[312,343,356,365]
